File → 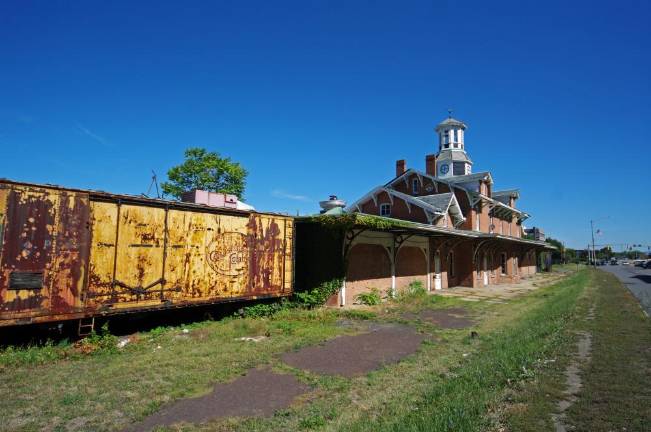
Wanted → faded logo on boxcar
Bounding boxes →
[206,232,248,276]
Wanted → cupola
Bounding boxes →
[434,113,473,178]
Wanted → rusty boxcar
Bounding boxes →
[0,179,294,330]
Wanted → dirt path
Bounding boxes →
[551,305,595,432]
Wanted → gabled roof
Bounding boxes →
[381,169,530,221]
[468,191,529,222]
[384,168,475,207]
[346,186,465,226]
[416,193,464,225]
[417,193,455,212]
[442,171,493,185]
[492,189,520,204]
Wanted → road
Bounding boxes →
[600,264,651,316]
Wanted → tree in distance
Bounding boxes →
[162,147,247,200]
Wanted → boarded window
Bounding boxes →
[8,271,44,290]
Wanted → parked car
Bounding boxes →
[644,261,651,269]
[634,260,646,267]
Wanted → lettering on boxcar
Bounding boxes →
[206,232,248,276]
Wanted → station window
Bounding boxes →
[380,203,391,217]
[412,178,419,194]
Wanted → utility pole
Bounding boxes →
[590,220,597,268]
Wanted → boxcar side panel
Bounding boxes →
[112,205,166,308]
[47,190,90,313]
[165,209,250,301]
[0,188,7,277]
[87,201,118,307]
[0,185,88,319]
[283,219,293,294]
[246,214,287,295]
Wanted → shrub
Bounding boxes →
[239,299,291,318]
[238,278,343,319]
[292,278,342,309]
[82,322,119,354]
[355,288,382,306]
[396,280,428,302]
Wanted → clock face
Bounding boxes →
[439,163,449,174]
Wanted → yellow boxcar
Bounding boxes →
[0,180,294,327]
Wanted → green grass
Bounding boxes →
[499,269,651,432]
[0,269,599,432]
[568,271,651,430]
[338,270,588,432]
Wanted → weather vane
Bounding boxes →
[447,108,453,118]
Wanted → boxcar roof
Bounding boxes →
[0,178,293,219]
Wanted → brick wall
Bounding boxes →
[395,246,428,290]
[345,243,392,305]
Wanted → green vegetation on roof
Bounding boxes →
[300,213,415,231]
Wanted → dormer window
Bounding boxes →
[412,178,419,194]
[380,203,391,217]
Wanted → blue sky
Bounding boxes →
[1,0,649,250]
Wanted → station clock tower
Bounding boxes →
[434,115,473,178]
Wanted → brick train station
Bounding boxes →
[297,115,553,306]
